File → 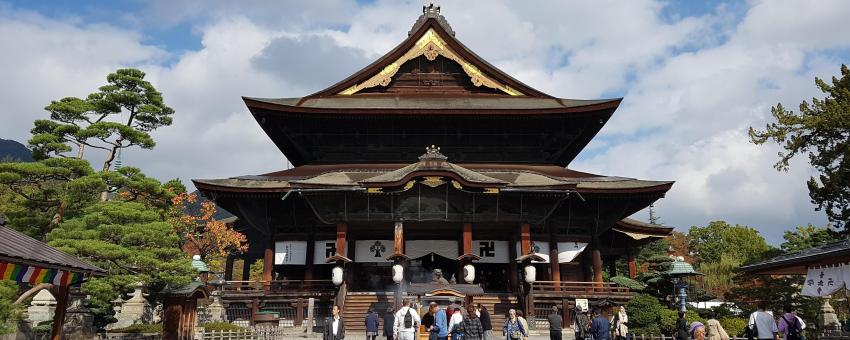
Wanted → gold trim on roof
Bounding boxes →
[339,28,523,96]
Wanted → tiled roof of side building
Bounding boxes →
[739,239,850,273]
[0,225,106,275]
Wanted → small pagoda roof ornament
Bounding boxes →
[419,145,448,161]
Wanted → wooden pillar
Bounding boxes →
[242,256,252,281]
[607,257,617,278]
[305,232,315,281]
[460,223,473,281]
[50,285,69,340]
[508,234,518,292]
[250,297,259,325]
[224,255,235,281]
[549,233,561,285]
[295,298,304,327]
[627,245,637,279]
[562,299,571,328]
[263,238,274,291]
[520,223,531,255]
[393,221,404,255]
[592,250,603,284]
[336,223,348,256]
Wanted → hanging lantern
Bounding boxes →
[463,264,475,284]
[523,264,536,283]
[392,264,404,283]
[332,266,344,286]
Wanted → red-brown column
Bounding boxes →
[162,297,182,340]
[263,239,274,291]
[393,222,404,255]
[520,223,532,255]
[592,250,603,284]
[336,223,348,256]
[549,234,561,285]
[50,285,69,340]
[462,223,473,254]
[627,244,637,279]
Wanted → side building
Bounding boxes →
[193,5,674,332]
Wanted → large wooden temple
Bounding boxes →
[193,5,674,332]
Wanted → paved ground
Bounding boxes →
[285,330,577,340]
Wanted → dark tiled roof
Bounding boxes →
[0,226,106,275]
[739,239,850,273]
[245,96,618,111]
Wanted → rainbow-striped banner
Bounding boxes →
[0,262,83,287]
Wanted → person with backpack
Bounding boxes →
[705,311,730,340]
[394,298,421,340]
[384,307,396,340]
[777,305,805,340]
[503,309,527,340]
[747,301,779,340]
[463,304,485,340]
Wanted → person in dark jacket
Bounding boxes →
[365,308,380,340]
[477,304,494,340]
[590,308,610,340]
[323,304,345,340]
[384,307,396,340]
[675,311,689,340]
[547,305,563,340]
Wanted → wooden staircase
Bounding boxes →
[473,294,519,332]
[342,292,396,333]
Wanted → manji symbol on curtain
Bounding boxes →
[0,261,83,287]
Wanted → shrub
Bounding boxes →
[610,276,646,291]
[0,280,22,335]
[719,317,747,337]
[110,323,162,333]
[627,294,666,335]
[202,322,244,331]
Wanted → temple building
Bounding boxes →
[193,5,674,332]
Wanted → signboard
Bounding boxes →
[801,265,849,297]
[405,240,458,259]
[575,298,589,312]
[474,240,509,263]
[274,241,307,265]
[354,240,393,263]
[515,241,588,263]
[314,240,337,265]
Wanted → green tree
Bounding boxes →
[28,68,174,201]
[0,280,22,334]
[688,221,773,264]
[780,224,842,253]
[0,158,104,238]
[45,174,194,327]
[749,64,850,231]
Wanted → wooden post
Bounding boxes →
[627,244,637,279]
[336,223,348,256]
[295,298,304,327]
[250,297,259,326]
[607,257,617,278]
[306,298,315,336]
[49,285,69,340]
[162,297,182,340]
[393,221,404,255]
[592,236,603,284]
[562,299,570,328]
[241,256,252,281]
[549,232,561,287]
[461,222,472,281]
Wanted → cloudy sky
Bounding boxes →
[1,0,848,243]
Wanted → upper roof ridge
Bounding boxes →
[410,3,454,36]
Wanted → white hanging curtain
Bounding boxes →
[405,240,458,259]
[801,265,849,297]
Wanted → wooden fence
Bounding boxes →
[199,327,289,340]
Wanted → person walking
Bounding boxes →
[612,306,628,340]
[365,308,380,340]
[515,310,530,340]
[463,304,485,340]
[394,299,421,340]
[547,305,563,340]
[590,308,611,340]
[690,322,706,340]
[777,305,805,340]
[323,304,345,340]
[383,307,395,340]
[573,307,591,340]
[675,311,688,340]
[503,309,527,340]
[477,304,494,340]
[747,302,779,340]
[705,311,729,340]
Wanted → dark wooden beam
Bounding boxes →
[49,285,69,340]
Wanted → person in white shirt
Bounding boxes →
[394,298,421,340]
[748,301,779,340]
[323,304,345,340]
[448,306,464,340]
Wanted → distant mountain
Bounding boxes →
[0,139,33,162]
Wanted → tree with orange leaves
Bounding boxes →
[169,192,247,265]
